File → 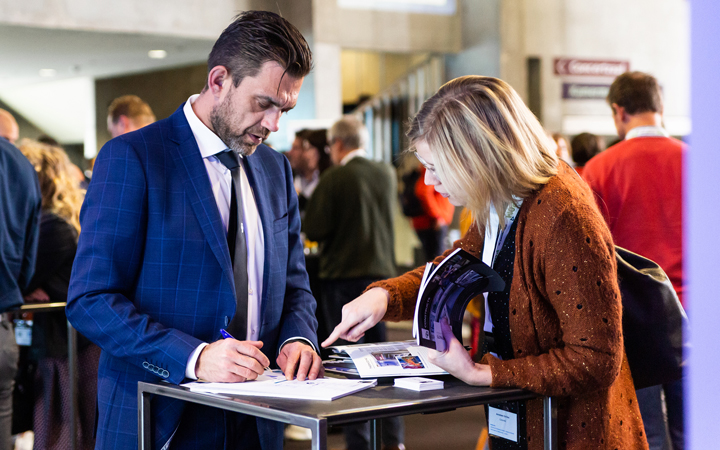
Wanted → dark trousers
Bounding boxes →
[0,321,18,450]
[636,377,684,450]
[415,226,448,262]
[320,278,404,450]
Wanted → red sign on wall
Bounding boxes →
[554,58,630,77]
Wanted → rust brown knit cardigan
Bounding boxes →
[369,164,648,450]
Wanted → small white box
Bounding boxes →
[393,377,444,391]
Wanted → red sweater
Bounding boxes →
[583,136,685,305]
[411,167,455,230]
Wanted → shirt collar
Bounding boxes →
[183,94,232,158]
[625,125,669,140]
[340,148,367,166]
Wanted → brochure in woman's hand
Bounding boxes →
[413,248,505,351]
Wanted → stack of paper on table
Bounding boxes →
[181,370,377,401]
[325,340,447,378]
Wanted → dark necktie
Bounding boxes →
[215,150,249,339]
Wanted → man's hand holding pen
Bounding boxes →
[195,329,323,382]
[195,338,269,383]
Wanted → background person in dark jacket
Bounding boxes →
[0,111,41,450]
[303,116,405,450]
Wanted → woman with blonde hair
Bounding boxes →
[19,139,98,450]
[323,76,648,450]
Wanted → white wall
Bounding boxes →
[501,0,690,137]
[0,0,239,38]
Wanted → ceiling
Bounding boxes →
[0,24,214,143]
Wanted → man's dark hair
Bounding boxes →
[607,71,663,115]
[571,132,605,167]
[207,10,313,88]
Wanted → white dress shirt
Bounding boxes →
[624,125,670,140]
[182,94,265,378]
[340,148,367,166]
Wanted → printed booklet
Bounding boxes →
[324,340,447,378]
[413,248,504,351]
[323,249,503,378]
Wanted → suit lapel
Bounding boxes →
[167,108,234,289]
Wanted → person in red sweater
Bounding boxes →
[412,165,455,260]
[583,71,685,450]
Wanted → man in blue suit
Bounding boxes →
[67,11,322,449]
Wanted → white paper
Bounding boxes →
[182,370,377,401]
[488,406,518,442]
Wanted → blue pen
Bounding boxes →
[220,329,234,340]
[220,329,270,371]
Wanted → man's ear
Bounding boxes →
[207,66,230,97]
[612,103,629,123]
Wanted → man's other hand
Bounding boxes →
[277,341,323,381]
[195,339,270,382]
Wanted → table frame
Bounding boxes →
[138,380,557,450]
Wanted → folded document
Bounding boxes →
[182,370,377,401]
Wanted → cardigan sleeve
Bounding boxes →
[367,224,484,322]
[484,204,624,397]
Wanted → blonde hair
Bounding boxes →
[407,76,558,232]
[18,139,85,234]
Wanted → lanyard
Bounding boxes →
[482,200,523,334]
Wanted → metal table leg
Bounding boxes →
[543,396,557,450]
[310,418,328,450]
[67,320,78,450]
[138,389,153,449]
[370,419,380,450]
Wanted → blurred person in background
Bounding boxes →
[551,132,573,167]
[583,71,685,450]
[303,116,405,450]
[0,113,41,450]
[324,76,649,450]
[0,109,19,144]
[293,128,332,212]
[106,94,156,138]
[19,140,99,450]
[570,132,605,177]
[408,159,455,261]
[286,128,311,176]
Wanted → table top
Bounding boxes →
[139,377,539,426]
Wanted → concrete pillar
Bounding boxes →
[312,42,342,121]
[82,76,96,159]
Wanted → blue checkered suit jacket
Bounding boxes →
[67,106,318,449]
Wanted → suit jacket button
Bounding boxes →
[143,362,150,369]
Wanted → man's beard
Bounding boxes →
[210,95,269,156]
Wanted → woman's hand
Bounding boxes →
[322,288,389,347]
[428,317,492,386]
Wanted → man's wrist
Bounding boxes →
[185,342,209,380]
[280,337,316,353]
